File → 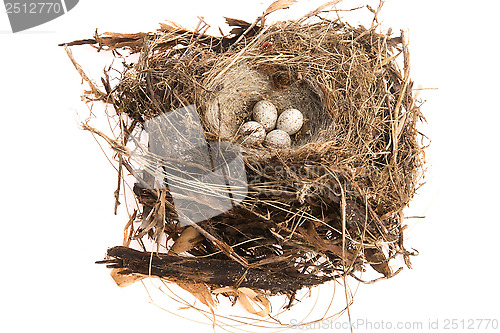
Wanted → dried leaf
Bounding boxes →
[225,17,252,28]
[158,20,187,33]
[264,0,298,16]
[212,286,237,295]
[110,268,146,287]
[101,32,148,39]
[177,282,216,310]
[365,248,392,277]
[171,226,203,253]
[298,223,355,264]
[212,287,270,317]
[237,288,270,317]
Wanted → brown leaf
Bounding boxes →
[264,0,298,16]
[225,17,252,28]
[237,288,270,317]
[317,83,337,119]
[110,268,146,287]
[365,248,392,277]
[158,20,187,33]
[170,226,203,253]
[224,17,253,36]
[298,223,355,264]
[95,32,148,51]
[213,287,270,317]
[177,282,216,310]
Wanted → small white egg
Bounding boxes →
[240,121,266,145]
[276,108,304,135]
[253,100,278,132]
[264,129,291,148]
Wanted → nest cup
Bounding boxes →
[205,63,328,146]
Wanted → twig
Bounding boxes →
[63,45,106,100]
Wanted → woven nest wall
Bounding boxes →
[64,2,425,318]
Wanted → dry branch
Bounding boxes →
[98,246,333,294]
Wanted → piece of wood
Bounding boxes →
[97,246,332,294]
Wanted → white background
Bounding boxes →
[1,0,499,332]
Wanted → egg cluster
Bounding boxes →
[240,100,304,148]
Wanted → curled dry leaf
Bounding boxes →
[261,0,298,26]
[158,20,187,32]
[170,226,203,253]
[364,248,392,277]
[177,282,216,310]
[110,268,146,287]
[213,287,270,317]
[237,287,270,317]
[264,0,298,16]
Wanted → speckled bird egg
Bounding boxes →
[253,100,278,132]
[240,121,266,145]
[264,129,291,148]
[276,108,304,135]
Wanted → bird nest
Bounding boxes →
[63,1,425,323]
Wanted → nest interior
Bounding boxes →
[66,7,425,306]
